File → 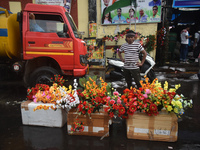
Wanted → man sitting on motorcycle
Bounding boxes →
[118,30,147,89]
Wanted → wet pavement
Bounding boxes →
[0,62,200,150]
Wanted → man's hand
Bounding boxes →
[118,51,125,62]
[139,50,147,67]
[136,62,143,67]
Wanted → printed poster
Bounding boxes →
[101,0,162,25]
[89,23,97,38]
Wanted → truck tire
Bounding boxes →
[29,66,59,87]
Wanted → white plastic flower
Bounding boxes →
[190,99,193,104]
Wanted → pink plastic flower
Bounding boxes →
[117,99,121,104]
[134,101,137,105]
[143,94,148,99]
[110,100,115,105]
[106,97,111,101]
[113,91,119,96]
[46,95,51,99]
[33,97,37,103]
[42,92,46,97]
[145,89,151,94]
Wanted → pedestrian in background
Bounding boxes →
[118,30,147,89]
[180,26,192,63]
[193,27,200,61]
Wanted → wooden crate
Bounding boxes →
[67,109,110,137]
[126,112,178,142]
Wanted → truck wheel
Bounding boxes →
[29,67,59,87]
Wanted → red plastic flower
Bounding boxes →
[119,106,125,115]
[149,103,157,112]
[129,105,137,113]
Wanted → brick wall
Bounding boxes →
[0,0,32,11]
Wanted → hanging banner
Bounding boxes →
[173,0,200,8]
[101,0,162,25]
[35,0,72,13]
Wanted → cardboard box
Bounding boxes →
[21,100,67,127]
[67,108,110,137]
[126,112,178,142]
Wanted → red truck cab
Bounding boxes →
[17,3,88,86]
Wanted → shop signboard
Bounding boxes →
[101,0,162,25]
[173,0,200,8]
[35,0,72,13]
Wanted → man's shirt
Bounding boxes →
[119,41,144,69]
[149,0,161,6]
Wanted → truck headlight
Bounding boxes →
[80,54,88,66]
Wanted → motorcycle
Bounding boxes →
[106,52,156,82]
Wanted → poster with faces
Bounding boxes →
[101,0,162,25]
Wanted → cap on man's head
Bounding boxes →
[126,30,136,37]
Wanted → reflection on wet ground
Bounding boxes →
[0,64,200,150]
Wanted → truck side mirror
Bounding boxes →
[63,24,68,32]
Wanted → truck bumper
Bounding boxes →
[73,65,88,77]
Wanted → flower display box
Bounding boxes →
[67,108,110,137]
[21,100,67,128]
[126,111,178,142]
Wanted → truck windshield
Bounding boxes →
[65,12,81,39]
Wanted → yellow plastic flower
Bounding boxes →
[169,88,176,92]
[174,108,178,113]
[175,84,181,90]
[167,105,172,111]
[164,81,168,90]
[176,101,183,108]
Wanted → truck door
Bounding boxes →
[25,13,74,71]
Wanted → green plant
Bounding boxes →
[143,34,156,53]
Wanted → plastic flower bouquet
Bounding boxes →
[32,79,80,112]
[104,91,127,119]
[76,76,112,116]
[119,77,193,118]
[51,74,67,86]
[27,74,67,100]
[27,84,50,100]
[70,119,84,133]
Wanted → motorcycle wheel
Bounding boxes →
[147,69,156,82]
